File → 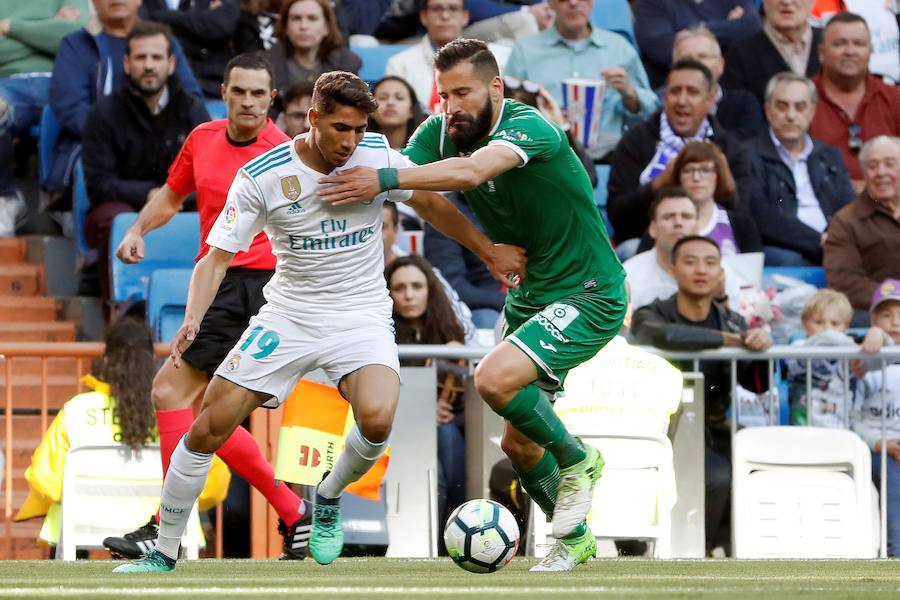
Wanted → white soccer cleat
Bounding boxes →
[530,531,596,572]
[551,443,604,538]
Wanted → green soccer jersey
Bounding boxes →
[402,99,623,308]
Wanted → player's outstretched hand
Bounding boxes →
[486,243,526,288]
[170,321,199,368]
[318,166,381,206]
[116,229,145,264]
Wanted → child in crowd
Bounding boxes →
[852,278,900,557]
[787,289,857,427]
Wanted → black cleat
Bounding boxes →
[103,517,159,559]
[278,499,312,560]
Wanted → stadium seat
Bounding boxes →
[732,426,879,558]
[205,100,227,120]
[57,445,200,561]
[147,268,192,342]
[353,45,412,86]
[591,0,638,49]
[71,160,95,267]
[109,212,200,303]
[762,266,827,289]
[38,105,61,185]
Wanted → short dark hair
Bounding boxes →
[672,235,720,262]
[312,71,377,115]
[824,11,869,35]
[434,38,499,81]
[281,80,315,108]
[649,186,693,220]
[126,20,174,56]
[668,58,714,91]
[223,53,275,89]
[382,200,399,227]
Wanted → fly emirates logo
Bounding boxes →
[288,218,376,251]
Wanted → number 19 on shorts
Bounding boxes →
[239,326,281,359]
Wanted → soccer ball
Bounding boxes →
[443,499,519,573]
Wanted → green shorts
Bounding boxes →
[502,279,627,392]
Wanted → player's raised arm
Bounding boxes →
[407,190,526,288]
[116,184,188,263]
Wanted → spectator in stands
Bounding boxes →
[81,21,209,304]
[0,0,92,236]
[722,0,823,107]
[607,59,752,251]
[825,136,900,314]
[749,72,855,266]
[634,0,761,88]
[279,80,314,138]
[13,318,230,552]
[809,12,900,186]
[234,0,278,54]
[504,0,659,159]
[812,0,899,84]
[140,0,239,99]
[367,76,427,150]
[851,278,900,557]
[654,141,762,257]
[264,0,360,92]
[671,25,765,141]
[47,0,202,202]
[386,254,469,527]
[631,234,772,555]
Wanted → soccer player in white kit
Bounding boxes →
[113,71,525,573]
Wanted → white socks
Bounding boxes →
[317,425,387,499]
[156,436,212,561]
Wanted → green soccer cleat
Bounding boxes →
[112,549,176,574]
[530,526,596,572]
[551,441,604,538]
[310,491,343,565]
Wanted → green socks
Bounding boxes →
[496,384,586,469]
[514,450,586,541]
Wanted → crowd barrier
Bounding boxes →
[2,343,898,559]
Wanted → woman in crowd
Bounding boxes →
[655,140,761,256]
[386,255,468,529]
[367,76,427,150]
[265,0,361,91]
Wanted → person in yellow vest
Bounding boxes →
[14,318,229,552]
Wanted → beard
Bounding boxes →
[447,97,494,151]
[130,72,166,97]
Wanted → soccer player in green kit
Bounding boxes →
[320,39,626,572]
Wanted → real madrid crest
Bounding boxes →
[225,353,241,372]
[281,175,302,201]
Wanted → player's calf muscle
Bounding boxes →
[151,360,205,411]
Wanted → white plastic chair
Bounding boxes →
[531,434,676,559]
[732,426,879,558]
[57,444,200,560]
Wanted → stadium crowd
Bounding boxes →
[3,0,900,560]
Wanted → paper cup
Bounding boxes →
[561,78,606,151]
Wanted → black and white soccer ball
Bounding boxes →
[443,499,519,573]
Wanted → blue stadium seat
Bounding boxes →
[353,45,412,86]
[38,105,61,184]
[109,212,200,303]
[591,0,637,49]
[72,160,96,266]
[147,268,192,342]
[205,100,227,120]
[762,266,827,290]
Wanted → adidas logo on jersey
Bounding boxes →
[287,201,304,215]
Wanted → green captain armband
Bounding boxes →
[377,168,400,192]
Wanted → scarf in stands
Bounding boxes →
[639,113,713,185]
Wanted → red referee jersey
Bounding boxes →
[166,119,290,269]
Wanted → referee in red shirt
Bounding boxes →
[107,54,310,560]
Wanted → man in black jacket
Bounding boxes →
[607,60,752,249]
[82,20,209,303]
[631,235,771,554]
[749,72,854,266]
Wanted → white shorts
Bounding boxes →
[213,304,400,407]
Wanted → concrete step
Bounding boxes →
[0,374,81,409]
[0,238,27,263]
[0,521,48,560]
[0,296,57,321]
[0,264,42,296]
[1,356,85,378]
[0,321,76,342]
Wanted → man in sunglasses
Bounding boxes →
[809,11,900,188]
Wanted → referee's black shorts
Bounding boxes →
[181,267,274,375]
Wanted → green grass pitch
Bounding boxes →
[0,558,897,599]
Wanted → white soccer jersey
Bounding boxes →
[207,132,413,322]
